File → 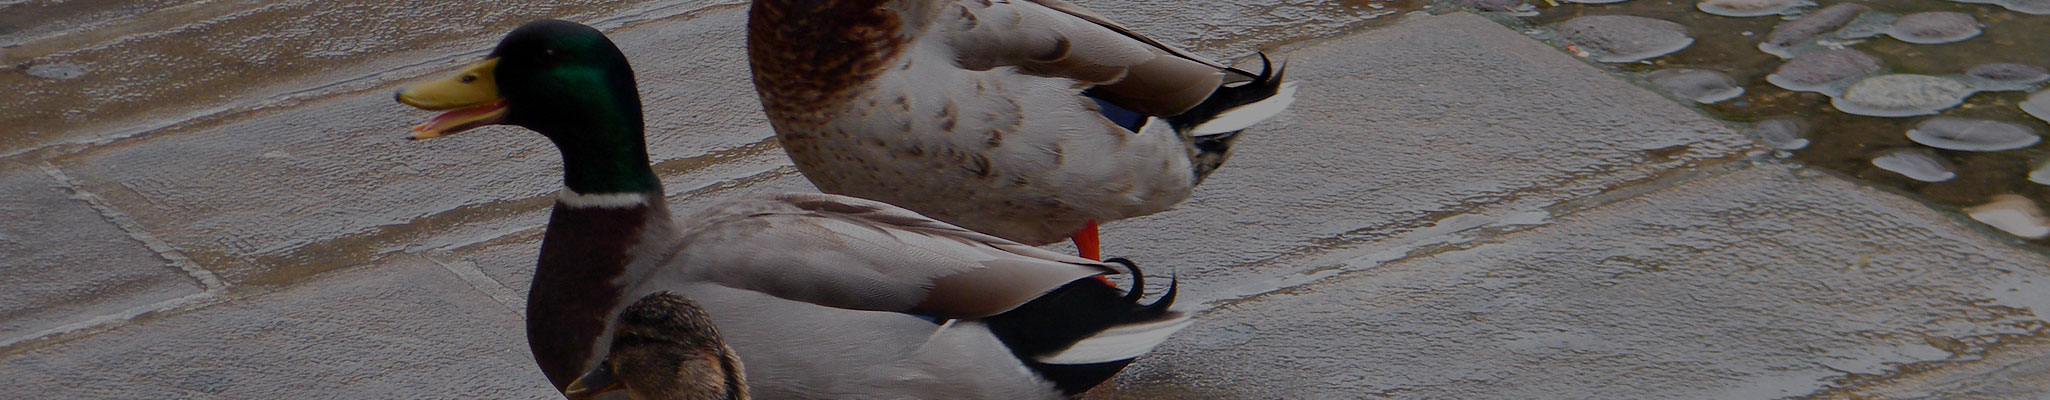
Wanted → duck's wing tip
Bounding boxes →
[687,193,1122,319]
[1021,0,1236,71]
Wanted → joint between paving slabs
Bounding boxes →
[37,162,226,291]
[421,253,527,315]
[1,164,232,351]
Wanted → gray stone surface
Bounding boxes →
[0,0,740,157]
[1097,12,1752,304]
[1840,342,2050,399]
[1095,164,2050,399]
[0,257,555,399]
[0,161,201,343]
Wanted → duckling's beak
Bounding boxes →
[396,58,507,140]
[564,363,625,400]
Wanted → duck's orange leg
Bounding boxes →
[1072,220,1101,261]
[1073,221,1115,285]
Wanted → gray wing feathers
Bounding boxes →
[676,194,1118,318]
[1086,57,1225,117]
[945,0,1152,81]
[942,0,1224,116]
[1020,0,1236,71]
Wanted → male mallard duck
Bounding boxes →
[566,291,748,400]
[749,0,1299,259]
[396,20,1190,399]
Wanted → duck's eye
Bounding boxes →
[460,74,477,84]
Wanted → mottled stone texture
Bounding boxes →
[0,162,200,342]
[1100,12,1752,304]
[0,258,555,399]
[1099,164,2050,399]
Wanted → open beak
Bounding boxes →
[396,58,507,140]
[564,363,626,400]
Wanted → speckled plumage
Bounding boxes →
[571,292,748,400]
[749,0,1298,245]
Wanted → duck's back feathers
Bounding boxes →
[942,0,1227,116]
[1018,0,1243,72]
[663,193,1123,319]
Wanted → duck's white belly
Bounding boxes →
[773,53,1197,245]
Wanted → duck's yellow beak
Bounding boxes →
[564,363,625,400]
[396,58,507,140]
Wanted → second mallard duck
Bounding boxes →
[749,0,1299,258]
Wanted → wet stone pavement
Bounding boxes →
[2,1,2048,399]
[1499,0,2050,245]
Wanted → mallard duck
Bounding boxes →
[566,291,748,400]
[396,20,1190,399]
[748,0,1298,259]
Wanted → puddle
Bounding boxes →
[1468,0,2050,243]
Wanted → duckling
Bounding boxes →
[566,291,747,400]
[749,0,1299,259]
[396,19,1192,399]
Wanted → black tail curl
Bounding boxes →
[980,258,1182,396]
[1170,53,1289,182]
[1165,53,1288,133]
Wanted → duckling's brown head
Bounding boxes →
[567,291,747,400]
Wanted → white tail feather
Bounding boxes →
[1190,81,1301,135]
[1035,314,1195,365]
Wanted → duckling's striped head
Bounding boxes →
[567,292,748,400]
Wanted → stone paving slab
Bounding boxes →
[1093,163,2050,399]
[0,160,202,345]
[0,256,554,399]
